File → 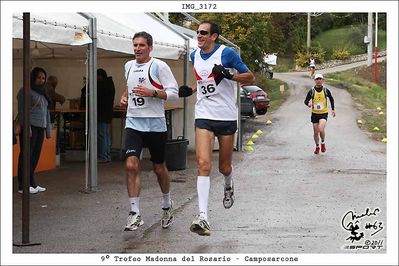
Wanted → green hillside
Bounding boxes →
[313,25,387,60]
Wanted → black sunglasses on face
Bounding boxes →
[196,30,210,36]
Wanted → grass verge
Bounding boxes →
[255,73,290,113]
[324,70,386,142]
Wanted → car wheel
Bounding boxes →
[250,105,257,117]
[256,109,267,115]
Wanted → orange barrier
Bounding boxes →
[13,128,57,176]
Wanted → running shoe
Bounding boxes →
[124,212,144,231]
[321,143,326,153]
[35,185,46,192]
[18,186,39,194]
[190,215,211,236]
[314,146,320,154]
[223,182,235,209]
[161,200,174,229]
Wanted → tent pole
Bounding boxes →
[13,12,41,247]
[183,39,190,138]
[88,16,98,192]
[21,11,31,244]
[236,47,242,152]
[85,50,89,192]
[79,13,97,192]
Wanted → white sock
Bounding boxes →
[197,176,210,220]
[321,139,325,144]
[224,167,233,188]
[129,197,140,214]
[162,192,171,209]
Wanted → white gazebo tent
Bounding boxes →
[12,12,196,191]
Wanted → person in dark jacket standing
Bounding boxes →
[97,68,115,163]
[16,67,52,194]
[45,75,66,123]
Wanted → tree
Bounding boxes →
[169,13,272,71]
[168,13,382,70]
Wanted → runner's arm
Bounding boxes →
[326,89,335,110]
[326,89,336,117]
[304,90,312,107]
[231,71,255,84]
[156,61,178,101]
[120,87,128,107]
[222,48,255,84]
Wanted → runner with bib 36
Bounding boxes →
[179,20,255,236]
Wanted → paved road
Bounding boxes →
[11,60,387,258]
[121,62,386,253]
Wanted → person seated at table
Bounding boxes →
[45,75,66,123]
[97,68,115,163]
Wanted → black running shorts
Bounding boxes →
[195,119,237,136]
[124,128,167,164]
[311,113,328,123]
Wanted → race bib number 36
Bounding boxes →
[197,78,218,99]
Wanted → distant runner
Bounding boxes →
[304,73,336,154]
[309,56,316,78]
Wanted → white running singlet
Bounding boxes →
[193,45,237,121]
[124,58,178,118]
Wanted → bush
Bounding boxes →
[331,48,351,60]
[295,46,326,67]
[295,52,311,67]
[347,25,367,52]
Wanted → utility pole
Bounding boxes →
[307,13,311,52]
[306,13,323,53]
[374,13,378,82]
[367,12,373,66]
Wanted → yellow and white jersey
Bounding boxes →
[312,89,328,114]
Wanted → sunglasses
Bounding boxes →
[196,30,210,36]
[315,78,323,80]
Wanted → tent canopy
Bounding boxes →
[12,12,197,60]
[13,13,92,46]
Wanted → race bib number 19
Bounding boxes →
[129,91,147,109]
[197,78,218,99]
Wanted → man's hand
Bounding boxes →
[132,85,152,97]
[178,85,193,97]
[332,110,336,117]
[120,96,128,107]
[212,64,233,80]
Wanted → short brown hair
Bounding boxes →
[133,31,153,46]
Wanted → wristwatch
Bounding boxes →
[152,90,158,98]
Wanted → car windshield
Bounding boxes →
[243,85,262,93]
